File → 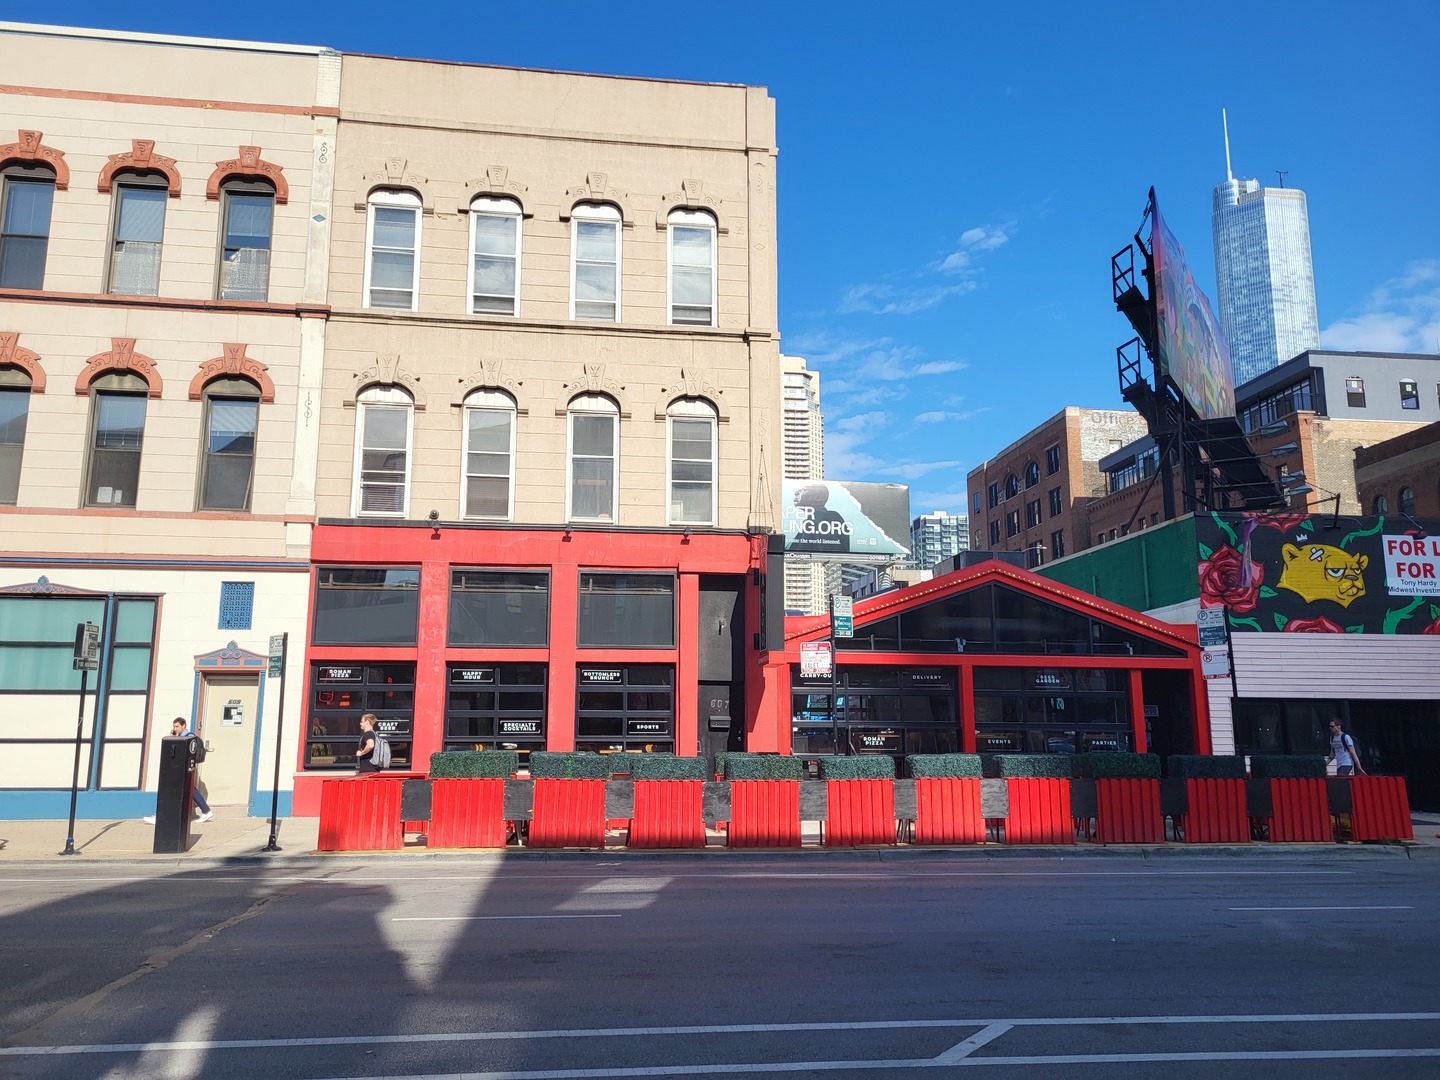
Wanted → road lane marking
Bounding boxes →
[5,1011,1438,1058]
[390,914,622,921]
[1229,905,1414,911]
[933,1023,1013,1063]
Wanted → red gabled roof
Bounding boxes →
[783,557,1198,652]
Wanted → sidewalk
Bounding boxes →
[3,808,1437,864]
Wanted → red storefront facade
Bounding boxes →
[294,522,784,815]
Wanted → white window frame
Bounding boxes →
[566,393,619,523]
[666,398,717,526]
[352,385,414,517]
[460,389,516,521]
[363,189,422,311]
[570,202,621,322]
[467,196,521,316]
[667,208,717,327]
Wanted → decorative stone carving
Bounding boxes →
[188,344,275,403]
[0,332,46,392]
[98,139,180,196]
[459,167,531,215]
[452,359,525,412]
[347,354,425,409]
[560,172,632,224]
[354,157,433,213]
[657,178,726,231]
[559,363,628,415]
[207,146,289,204]
[0,576,97,596]
[653,367,726,420]
[0,130,69,189]
[74,338,163,398]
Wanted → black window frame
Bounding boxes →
[577,571,676,648]
[306,661,417,769]
[1045,445,1061,475]
[0,163,57,290]
[448,568,550,647]
[198,376,260,511]
[311,566,422,646]
[216,177,276,301]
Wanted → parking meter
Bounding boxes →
[153,735,198,854]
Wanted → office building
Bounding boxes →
[781,355,827,614]
[1211,115,1320,386]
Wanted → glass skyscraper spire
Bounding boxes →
[1211,111,1320,387]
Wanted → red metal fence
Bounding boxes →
[629,780,706,849]
[913,778,986,845]
[1182,778,1250,844]
[727,780,801,848]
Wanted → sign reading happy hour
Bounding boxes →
[1382,534,1440,596]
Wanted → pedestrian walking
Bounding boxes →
[1328,718,1365,776]
[356,713,381,774]
[144,718,213,823]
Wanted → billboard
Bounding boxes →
[780,481,911,563]
[1151,193,1236,420]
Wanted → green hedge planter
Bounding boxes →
[724,753,805,781]
[615,754,708,781]
[907,754,983,779]
[714,752,728,778]
[528,751,611,779]
[993,754,1074,778]
[815,755,895,780]
[1079,752,1161,779]
[428,750,518,779]
[1168,754,1247,779]
[1249,754,1328,779]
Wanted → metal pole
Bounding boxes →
[59,667,88,856]
[1224,601,1240,718]
[828,598,839,757]
[264,632,289,853]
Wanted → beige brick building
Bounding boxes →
[0,23,336,816]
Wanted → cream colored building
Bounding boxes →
[0,23,336,817]
[297,53,782,810]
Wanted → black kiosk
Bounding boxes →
[153,735,201,854]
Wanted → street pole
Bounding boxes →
[59,666,88,857]
[264,631,289,853]
[828,597,839,757]
[1224,601,1240,719]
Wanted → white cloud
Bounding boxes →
[1320,259,1440,354]
[912,360,968,376]
[831,411,889,433]
[914,407,988,424]
[937,223,1012,277]
[874,459,964,481]
[839,281,976,315]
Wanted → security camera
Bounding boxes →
[428,509,440,521]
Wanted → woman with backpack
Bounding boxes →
[356,713,381,774]
[1328,718,1365,776]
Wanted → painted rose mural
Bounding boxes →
[1196,511,1440,634]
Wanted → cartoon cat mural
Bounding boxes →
[1277,543,1369,608]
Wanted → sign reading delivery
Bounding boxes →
[1382,534,1440,596]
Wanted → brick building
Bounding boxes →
[1356,421,1440,518]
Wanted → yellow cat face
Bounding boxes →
[1277,543,1369,607]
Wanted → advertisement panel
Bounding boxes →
[780,481,911,562]
[1151,193,1236,420]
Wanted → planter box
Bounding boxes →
[824,779,896,846]
[629,780,706,849]
[913,777,985,845]
[727,780,801,848]
[528,778,606,849]
[1182,778,1250,844]
[317,776,404,852]
[1268,778,1331,842]
[1348,776,1413,842]
[427,778,507,849]
[1095,778,1164,844]
[1003,778,1074,845]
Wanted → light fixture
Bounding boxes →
[1259,419,1290,437]
[428,509,441,539]
[1269,442,1299,456]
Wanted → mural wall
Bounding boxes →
[1195,511,1440,635]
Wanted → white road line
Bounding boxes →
[5,1011,1438,1058]
[391,915,622,922]
[1230,905,1415,911]
[933,1023,1013,1063]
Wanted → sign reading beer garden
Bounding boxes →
[1194,511,1440,635]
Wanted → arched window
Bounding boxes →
[85,371,149,507]
[1399,487,1415,515]
[352,385,414,516]
[567,393,618,521]
[0,365,32,503]
[462,389,516,519]
[107,172,169,296]
[199,376,260,510]
[571,203,620,321]
[667,398,717,525]
[0,163,56,290]
[364,189,421,310]
[1004,473,1018,499]
[668,208,716,326]
[468,196,521,316]
[217,178,275,301]
[1024,461,1039,489]
[1372,494,1388,515]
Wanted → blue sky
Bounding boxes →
[39,2,1440,515]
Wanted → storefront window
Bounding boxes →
[445,663,546,764]
[312,567,420,645]
[790,666,957,774]
[1233,699,1334,756]
[577,573,675,648]
[448,570,548,646]
[973,665,1130,756]
[306,662,415,768]
[576,664,674,754]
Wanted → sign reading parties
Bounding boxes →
[1195,512,1440,635]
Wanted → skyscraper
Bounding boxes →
[781,356,828,614]
[1211,111,1320,387]
[910,510,969,571]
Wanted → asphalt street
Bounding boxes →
[1,853,1437,1079]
